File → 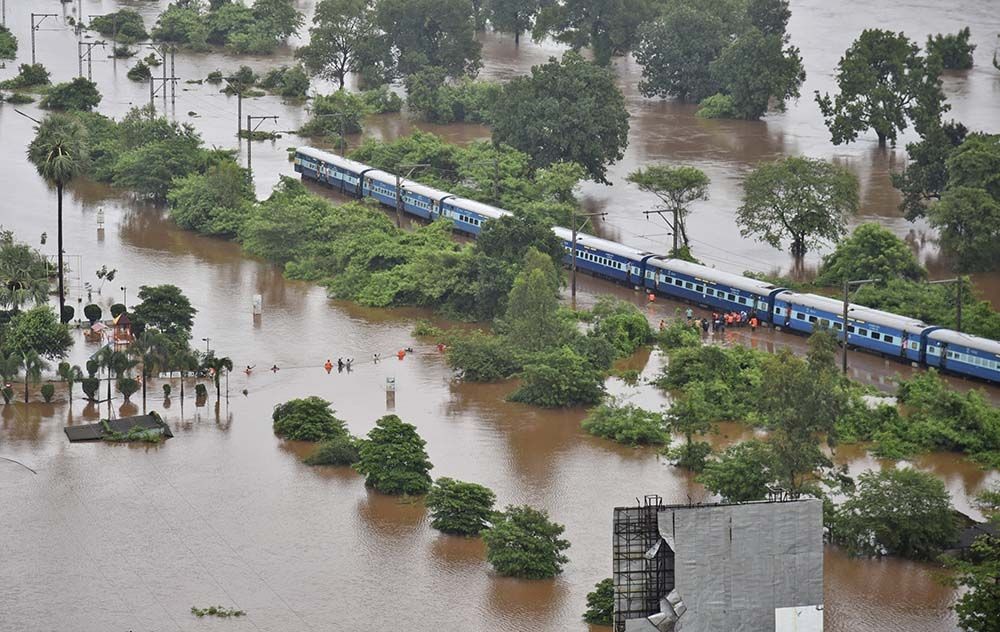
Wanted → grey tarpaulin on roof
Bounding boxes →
[618,499,823,632]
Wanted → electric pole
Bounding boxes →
[929,277,965,332]
[149,76,179,118]
[77,41,106,80]
[30,13,58,65]
[570,211,607,298]
[245,115,279,181]
[841,278,880,374]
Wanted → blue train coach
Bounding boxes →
[647,257,787,320]
[924,329,1000,382]
[552,227,649,285]
[294,147,368,196]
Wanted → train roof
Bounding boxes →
[446,197,512,220]
[552,227,651,259]
[296,147,372,174]
[789,293,930,333]
[928,329,1000,355]
[401,181,453,201]
[363,169,404,186]
[649,258,783,295]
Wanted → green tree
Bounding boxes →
[117,377,140,402]
[272,396,348,441]
[665,382,716,471]
[152,2,209,47]
[295,0,384,89]
[588,297,653,357]
[355,414,433,494]
[698,439,775,502]
[0,352,20,403]
[40,78,102,112]
[19,351,47,403]
[425,477,497,535]
[131,284,198,343]
[816,30,945,147]
[816,223,926,284]
[168,161,253,236]
[534,0,658,65]
[446,331,521,381]
[27,114,89,320]
[492,52,629,184]
[709,28,804,120]
[627,165,709,253]
[583,577,614,625]
[3,306,73,359]
[502,260,569,353]
[130,330,171,413]
[0,63,51,89]
[737,156,859,258]
[0,24,18,60]
[90,10,149,43]
[488,0,542,46]
[892,120,968,220]
[929,187,1000,272]
[0,230,51,311]
[56,362,83,403]
[304,435,360,465]
[831,467,957,559]
[200,352,233,401]
[377,0,481,78]
[746,0,790,37]
[298,90,369,138]
[484,505,570,578]
[509,347,606,407]
[949,484,1000,632]
[582,399,667,445]
[169,343,200,404]
[926,27,976,70]
[251,0,304,42]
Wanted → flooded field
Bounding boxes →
[1,1,999,630]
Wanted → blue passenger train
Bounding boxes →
[294,146,1000,384]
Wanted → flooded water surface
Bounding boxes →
[2,1,999,630]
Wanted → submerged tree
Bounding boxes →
[200,352,233,401]
[627,165,709,254]
[483,505,571,579]
[533,0,658,65]
[737,156,859,258]
[816,29,945,147]
[583,577,614,625]
[295,0,386,89]
[355,415,433,495]
[425,477,496,535]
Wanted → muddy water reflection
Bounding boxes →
[2,1,1000,631]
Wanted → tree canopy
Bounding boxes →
[131,284,198,343]
[816,223,926,285]
[355,415,433,494]
[1,306,73,360]
[816,29,946,147]
[737,156,859,257]
[483,505,570,578]
[272,396,348,441]
[830,467,957,559]
[492,52,630,184]
[488,0,543,46]
[534,0,658,65]
[39,78,102,112]
[377,0,481,78]
[627,165,709,253]
[295,0,388,89]
[425,477,496,535]
[0,230,51,311]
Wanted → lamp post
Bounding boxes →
[570,211,608,298]
[120,285,127,308]
[841,278,880,374]
[928,277,964,332]
[202,337,211,354]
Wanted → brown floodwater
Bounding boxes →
[1,1,999,631]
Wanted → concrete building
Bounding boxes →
[613,496,824,632]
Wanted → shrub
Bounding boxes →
[657,318,702,349]
[127,61,152,82]
[425,477,497,535]
[117,377,139,401]
[405,68,500,124]
[304,435,360,466]
[82,378,100,401]
[206,70,224,84]
[61,305,75,324]
[272,396,347,441]
[360,86,403,114]
[830,467,958,559]
[110,303,127,318]
[194,383,208,398]
[355,415,433,495]
[588,297,653,357]
[446,331,520,382]
[84,304,102,324]
[696,93,739,119]
[926,27,976,70]
[258,65,310,98]
[0,25,17,60]
[90,10,148,43]
[162,383,172,398]
[508,347,605,408]
[0,64,50,90]
[298,91,367,137]
[40,78,102,111]
[664,439,713,472]
[582,400,668,445]
[1,386,13,404]
[483,505,571,579]
[3,92,34,104]
[583,578,614,625]
[40,383,55,403]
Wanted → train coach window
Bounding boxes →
[738,297,748,305]
[707,288,716,296]
[883,335,894,344]
[727,293,736,301]
[774,307,783,315]
[794,313,805,321]
[909,341,920,351]
[833,323,843,331]
[818,318,830,328]
[685,282,694,289]
[673,278,683,287]
[846,325,855,333]
[695,285,704,292]
[870,332,881,341]
[808,316,818,323]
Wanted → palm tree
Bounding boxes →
[56,361,83,403]
[27,114,89,322]
[21,351,48,403]
[0,236,51,311]
[200,352,233,401]
[0,352,20,404]
[169,345,200,406]
[129,331,169,413]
